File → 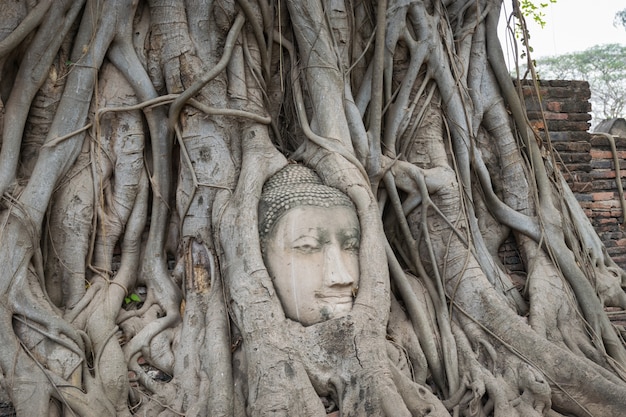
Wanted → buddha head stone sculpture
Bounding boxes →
[259,164,360,326]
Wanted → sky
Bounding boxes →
[498,0,626,65]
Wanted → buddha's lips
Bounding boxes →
[315,293,354,304]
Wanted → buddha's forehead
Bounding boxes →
[272,205,360,235]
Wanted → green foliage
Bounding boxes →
[518,0,557,28]
[513,0,557,60]
[532,44,626,122]
[124,293,142,305]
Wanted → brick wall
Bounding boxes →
[576,134,626,267]
[516,80,626,269]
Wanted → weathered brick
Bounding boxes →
[526,111,545,120]
[600,232,624,240]
[553,142,591,152]
[590,200,619,209]
[591,149,626,159]
[590,169,625,179]
[596,227,620,235]
[590,160,613,170]
[590,136,610,147]
[593,209,613,217]
[570,182,593,192]
[563,163,592,173]
[546,101,562,112]
[546,120,590,131]
[571,172,592,182]
[520,86,548,97]
[524,100,545,112]
[575,193,593,202]
[545,86,590,99]
[559,153,591,163]
[559,101,592,113]
[546,80,590,90]
[547,131,570,142]
[544,112,568,120]
[590,149,610,159]
[593,179,617,190]
[593,192,615,201]
[590,135,626,148]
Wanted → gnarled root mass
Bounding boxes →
[0,0,625,416]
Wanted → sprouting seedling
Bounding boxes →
[124,293,142,305]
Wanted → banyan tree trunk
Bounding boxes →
[0,0,625,416]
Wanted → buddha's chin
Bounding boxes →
[296,299,354,326]
[320,299,353,321]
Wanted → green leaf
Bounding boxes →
[130,293,141,302]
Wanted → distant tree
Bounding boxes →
[615,8,626,30]
[533,44,626,125]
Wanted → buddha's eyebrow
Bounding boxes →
[287,228,322,245]
[339,227,360,239]
[291,232,319,242]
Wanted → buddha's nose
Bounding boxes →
[323,244,356,287]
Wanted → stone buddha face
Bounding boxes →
[259,165,360,326]
[264,205,360,326]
